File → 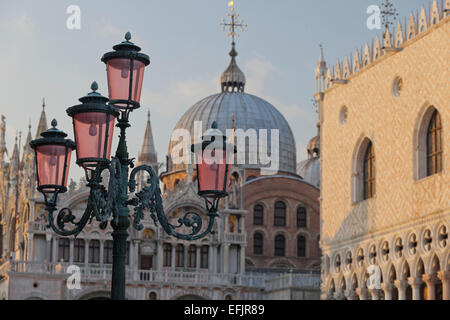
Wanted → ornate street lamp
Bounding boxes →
[192,121,237,214]
[30,119,76,205]
[29,33,236,300]
[101,31,150,114]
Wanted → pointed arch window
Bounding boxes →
[253,204,264,226]
[274,201,286,227]
[297,235,307,257]
[253,232,263,256]
[363,142,375,200]
[274,235,286,257]
[427,110,442,176]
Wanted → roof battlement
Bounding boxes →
[320,0,449,92]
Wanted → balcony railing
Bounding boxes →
[28,221,48,233]
[223,232,246,243]
[5,261,319,290]
[265,272,321,291]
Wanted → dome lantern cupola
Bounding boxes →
[221,43,246,93]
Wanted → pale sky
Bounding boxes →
[0,0,428,180]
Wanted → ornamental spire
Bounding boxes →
[138,109,158,173]
[36,98,48,138]
[219,1,247,93]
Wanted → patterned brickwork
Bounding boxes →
[321,18,449,247]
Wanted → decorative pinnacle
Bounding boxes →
[211,121,218,129]
[51,119,57,128]
[91,81,98,92]
[125,32,132,42]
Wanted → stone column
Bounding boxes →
[212,245,218,273]
[26,234,33,261]
[395,280,408,300]
[239,245,246,274]
[45,234,52,263]
[196,246,201,270]
[99,240,104,267]
[134,240,140,269]
[223,244,230,274]
[208,245,213,272]
[438,271,450,300]
[408,277,423,300]
[157,241,163,271]
[382,283,392,300]
[84,240,89,266]
[356,288,368,300]
[171,243,176,271]
[52,238,58,263]
[69,239,74,264]
[183,245,188,269]
[423,274,437,300]
[224,214,229,234]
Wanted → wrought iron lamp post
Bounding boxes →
[29,33,236,300]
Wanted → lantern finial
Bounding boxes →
[125,32,132,42]
[91,81,98,92]
[51,119,57,128]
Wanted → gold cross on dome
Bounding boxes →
[219,1,247,44]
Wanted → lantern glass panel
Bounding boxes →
[196,148,231,196]
[73,112,115,167]
[36,145,72,191]
[106,58,145,106]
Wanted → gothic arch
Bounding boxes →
[351,136,375,203]
[413,104,443,180]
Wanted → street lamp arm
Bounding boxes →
[45,187,108,237]
[128,164,218,241]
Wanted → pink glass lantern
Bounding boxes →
[101,32,150,111]
[30,119,76,195]
[191,122,236,200]
[67,82,119,170]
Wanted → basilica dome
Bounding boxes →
[167,45,296,174]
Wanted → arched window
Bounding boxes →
[253,205,264,225]
[297,236,306,257]
[253,233,263,255]
[58,238,70,262]
[89,240,100,263]
[274,201,286,227]
[363,142,375,200]
[73,239,85,263]
[427,110,442,176]
[188,245,196,268]
[274,235,286,257]
[297,207,307,228]
[163,244,172,267]
[104,240,113,264]
[201,245,209,269]
[176,244,184,268]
